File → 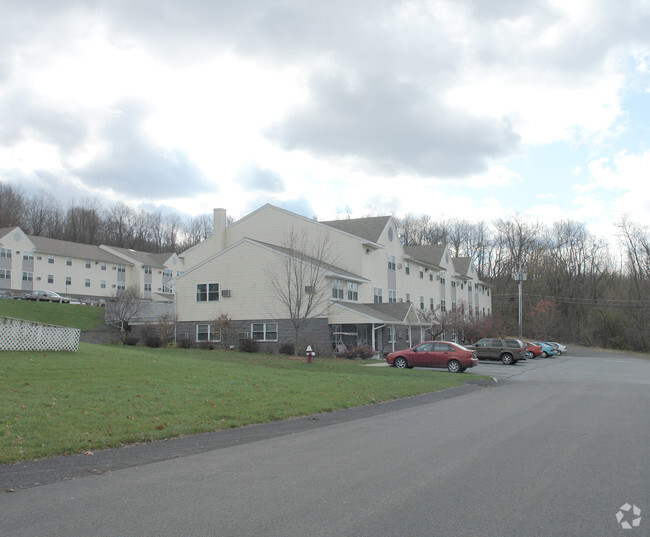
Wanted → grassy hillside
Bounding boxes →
[0,299,105,331]
[0,344,469,462]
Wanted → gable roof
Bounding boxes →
[27,235,129,264]
[331,301,423,325]
[174,237,368,284]
[321,216,392,244]
[403,244,448,270]
[100,245,176,268]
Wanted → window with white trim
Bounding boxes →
[23,272,33,282]
[66,258,72,266]
[196,324,221,342]
[144,283,151,291]
[332,279,344,299]
[406,293,411,303]
[117,281,125,290]
[420,296,425,309]
[66,276,72,286]
[252,322,278,341]
[23,252,34,261]
[101,280,106,289]
[0,248,12,258]
[440,300,446,312]
[430,298,434,310]
[85,260,91,269]
[373,287,383,303]
[144,266,152,275]
[47,255,54,264]
[388,326,395,343]
[388,255,396,271]
[347,282,358,301]
[0,269,10,279]
[405,262,410,275]
[85,279,91,287]
[388,289,397,303]
[196,283,219,302]
[117,265,126,273]
[47,274,54,284]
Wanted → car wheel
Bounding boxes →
[501,353,514,365]
[556,350,562,356]
[447,359,462,373]
[393,357,408,369]
[542,351,548,358]
[526,351,534,359]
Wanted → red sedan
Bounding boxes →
[386,341,479,373]
[524,341,542,359]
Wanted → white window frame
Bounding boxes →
[0,269,10,279]
[23,271,33,282]
[332,279,344,299]
[347,282,358,301]
[196,283,219,302]
[251,322,278,341]
[196,323,221,342]
[388,289,397,303]
[373,287,383,303]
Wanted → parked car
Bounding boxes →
[523,341,543,359]
[25,290,71,303]
[465,338,526,365]
[547,342,567,355]
[533,341,556,358]
[386,341,479,373]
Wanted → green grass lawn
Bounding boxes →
[0,344,470,463]
[0,299,105,331]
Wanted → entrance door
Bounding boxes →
[357,326,369,347]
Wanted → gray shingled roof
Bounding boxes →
[452,257,472,278]
[101,246,175,268]
[403,244,447,268]
[27,235,131,265]
[333,301,421,324]
[321,216,391,244]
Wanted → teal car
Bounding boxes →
[534,341,556,358]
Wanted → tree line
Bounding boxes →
[1,183,648,351]
[0,184,214,253]
[394,213,650,352]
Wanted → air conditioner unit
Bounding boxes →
[221,290,232,297]
[37,256,42,260]
[397,263,403,269]
[36,276,41,281]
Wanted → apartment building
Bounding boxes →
[174,205,492,354]
[0,226,182,302]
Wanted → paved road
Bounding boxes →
[1,348,649,537]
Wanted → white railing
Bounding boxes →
[0,317,81,352]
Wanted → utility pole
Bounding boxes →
[513,266,527,339]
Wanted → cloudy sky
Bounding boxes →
[1,0,649,239]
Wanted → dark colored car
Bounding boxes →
[465,338,525,365]
[25,290,71,303]
[386,341,479,373]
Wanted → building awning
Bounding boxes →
[328,301,425,326]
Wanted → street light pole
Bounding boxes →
[513,266,527,339]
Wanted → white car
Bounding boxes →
[548,342,567,355]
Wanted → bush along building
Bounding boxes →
[173,205,492,356]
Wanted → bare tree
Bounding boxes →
[105,287,145,343]
[0,183,26,227]
[267,228,336,352]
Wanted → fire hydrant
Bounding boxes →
[306,345,315,363]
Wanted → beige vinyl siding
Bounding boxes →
[228,206,368,276]
[175,241,307,322]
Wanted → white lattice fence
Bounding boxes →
[0,317,81,352]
